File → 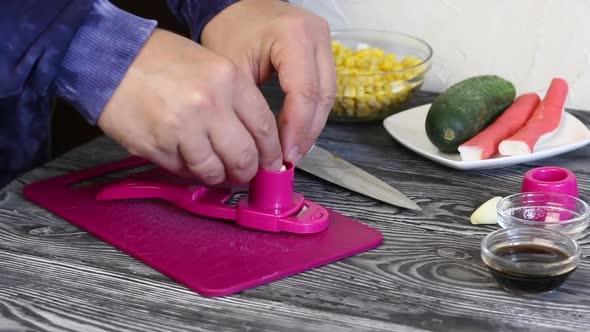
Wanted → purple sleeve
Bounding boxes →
[0,0,98,182]
[54,0,157,125]
[56,0,244,125]
[165,0,239,42]
[0,0,94,98]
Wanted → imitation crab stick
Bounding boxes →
[457,93,540,161]
[499,78,568,156]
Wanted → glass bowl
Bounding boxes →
[330,30,433,122]
[496,192,590,239]
[481,227,580,296]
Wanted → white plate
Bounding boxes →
[383,104,590,170]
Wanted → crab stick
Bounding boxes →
[499,78,568,156]
[458,93,540,161]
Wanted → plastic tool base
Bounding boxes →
[23,157,383,297]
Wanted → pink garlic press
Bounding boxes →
[95,162,329,234]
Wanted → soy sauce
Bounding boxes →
[486,244,575,295]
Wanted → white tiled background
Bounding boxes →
[292,0,590,111]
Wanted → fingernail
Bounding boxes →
[287,145,301,163]
[271,159,283,171]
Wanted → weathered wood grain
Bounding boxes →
[1,86,590,332]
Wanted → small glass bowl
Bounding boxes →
[481,228,580,296]
[330,30,433,122]
[497,192,590,239]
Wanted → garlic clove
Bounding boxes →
[471,196,503,225]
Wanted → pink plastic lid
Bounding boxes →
[521,166,579,197]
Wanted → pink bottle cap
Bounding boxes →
[521,166,579,197]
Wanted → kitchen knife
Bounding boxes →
[296,145,421,211]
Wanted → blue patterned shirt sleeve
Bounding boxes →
[54,0,157,125]
[55,0,241,125]
[165,0,239,42]
[0,1,94,98]
[0,0,241,187]
[0,0,96,187]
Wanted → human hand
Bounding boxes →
[201,0,337,164]
[97,28,283,185]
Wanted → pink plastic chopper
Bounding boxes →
[95,162,329,234]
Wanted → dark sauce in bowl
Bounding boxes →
[485,244,576,295]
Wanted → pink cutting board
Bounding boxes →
[23,157,382,297]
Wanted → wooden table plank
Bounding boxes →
[1,86,589,331]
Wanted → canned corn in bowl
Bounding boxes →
[330,30,433,122]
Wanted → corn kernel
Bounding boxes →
[343,86,356,97]
[356,86,365,98]
[345,102,355,116]
[344,57,356,67]
[357,59,370,69]
[344,95,355,104]
[336,85,344,97]
[376,94,389,104]
[380,60,393,72]
[355,75,367,85]
[403,70,418,80]
[390,81,408,94]
[356,105,372,117]
[367,95,378,107]
[401,55,422,67]
[331,40,423,119]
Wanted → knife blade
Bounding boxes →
[296,145,421,211]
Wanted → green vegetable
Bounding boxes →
[425,75,516,152]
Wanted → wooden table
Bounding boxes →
[1,84,589,332]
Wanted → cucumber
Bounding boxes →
[425,75,516,153]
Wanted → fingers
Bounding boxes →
[272,18,336,164]
[177,63,279,184]
[99,29,275,186]
[206,104,260,184]
[178,131,227,186]
[310,26,337,145]
[273,40,320,164]
[179,60,274,184]
[233,75,283,171]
